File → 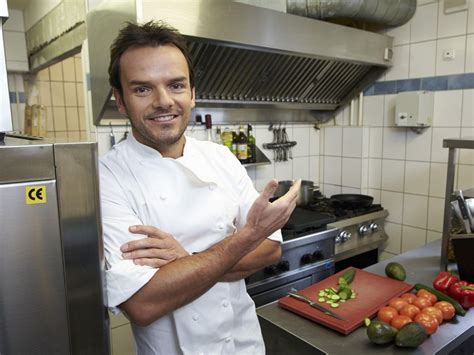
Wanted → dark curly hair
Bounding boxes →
[108,21,195,97]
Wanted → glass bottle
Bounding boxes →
[205,114,213,142]
[215,127,224,145]
[221,127,233,151]
[247,124,256,163]
[231,130,238,157]
[237,125,248,163]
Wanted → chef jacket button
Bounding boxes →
[208,184,216,191]
[222,300,229,308]
[217,223,224,230]
[225,337,231,343]
[160,195,167,200]
[192,314,199,321]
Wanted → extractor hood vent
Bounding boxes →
[191,40,372,109]
[88,0,393,124]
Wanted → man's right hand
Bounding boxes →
[242,179,301,248]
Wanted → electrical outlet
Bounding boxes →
[443,49,456,61]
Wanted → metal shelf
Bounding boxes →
[440,136,474,271]
[243,146,271,168]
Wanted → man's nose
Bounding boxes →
[152,87,174,108]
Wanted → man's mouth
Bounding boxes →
[147,114,178,122]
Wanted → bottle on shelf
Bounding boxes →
[215,127,224,145]
[247,124,256,163]
[221,127,233,151]
[195,114,203,125]
[205,114,214,142]
[231,130,238,157]
[237,125,248,164]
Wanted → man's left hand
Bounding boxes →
[121,225,189,267]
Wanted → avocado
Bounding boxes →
[395,322,427,348]
[385,262,406,281]
[366,321,398,345]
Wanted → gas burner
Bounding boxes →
[305,198,383,221]
[281,208,335,241]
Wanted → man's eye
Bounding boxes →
[133,87,150,95]
[171,83,185,91]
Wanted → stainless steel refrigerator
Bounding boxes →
[0,138,110,354]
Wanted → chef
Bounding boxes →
[100,21,300,355]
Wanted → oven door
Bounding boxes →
[247,259,335,307]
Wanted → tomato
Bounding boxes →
[413,296,432,309]
[400,293,418,304]
[388,297,409,312]
[377,306,398,323]
[416,289,437,304]
[399,304,421,319]
[422,306,443,325]
[414,312,438,335]
[390,315,413,330]
[434,301,456,321]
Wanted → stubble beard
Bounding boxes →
[126,107,189,151]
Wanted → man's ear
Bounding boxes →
[190,87,196,109]
[113,88,127,115]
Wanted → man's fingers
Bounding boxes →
[121,236,166,252]
[129,224,167,237]
[258,179,278,202]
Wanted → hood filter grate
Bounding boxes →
[189,41,372,106]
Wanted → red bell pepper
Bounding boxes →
[448,281,474,309]
[433,271,459,293]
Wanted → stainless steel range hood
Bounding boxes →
[87,0,393,125]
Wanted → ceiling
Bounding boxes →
[7,0,30,10]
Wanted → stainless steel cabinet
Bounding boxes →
[0,138,109,354]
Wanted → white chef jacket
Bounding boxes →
[100,133,282,355]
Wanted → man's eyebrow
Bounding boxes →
[128,80,152,86]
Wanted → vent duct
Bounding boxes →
[287,0,416,27]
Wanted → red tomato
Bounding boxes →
[399,304,421,320]
[416,289,437,304]
[434,301,456,321]
[400,293,418,304]
[422,307,443,325]
[413,296,432,309]
[377,306,399,324]
[414,312,438,335]
[388,298,409,312]
[391,315,413,330]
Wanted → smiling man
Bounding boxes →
[99,21,300,355]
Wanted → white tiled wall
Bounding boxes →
[320,0,474,259]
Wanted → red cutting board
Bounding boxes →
[278,267,413,335]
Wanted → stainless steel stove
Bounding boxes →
[246,194,389,306]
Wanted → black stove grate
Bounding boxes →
[280,195,384,241]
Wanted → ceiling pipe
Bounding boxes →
[287,0,416,28]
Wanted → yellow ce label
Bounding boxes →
[26,186,47,205]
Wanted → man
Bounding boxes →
[100,21,300,355]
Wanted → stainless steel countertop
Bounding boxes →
[257,240,474,354]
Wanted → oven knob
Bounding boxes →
[369,222,379,232]
[358,225,370,236]
[301,253,313,264]
[278,260,290,271]
[312,250,323,261]
[342,232,352,242]
[336,231,346,243]
[264,264,278,276]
